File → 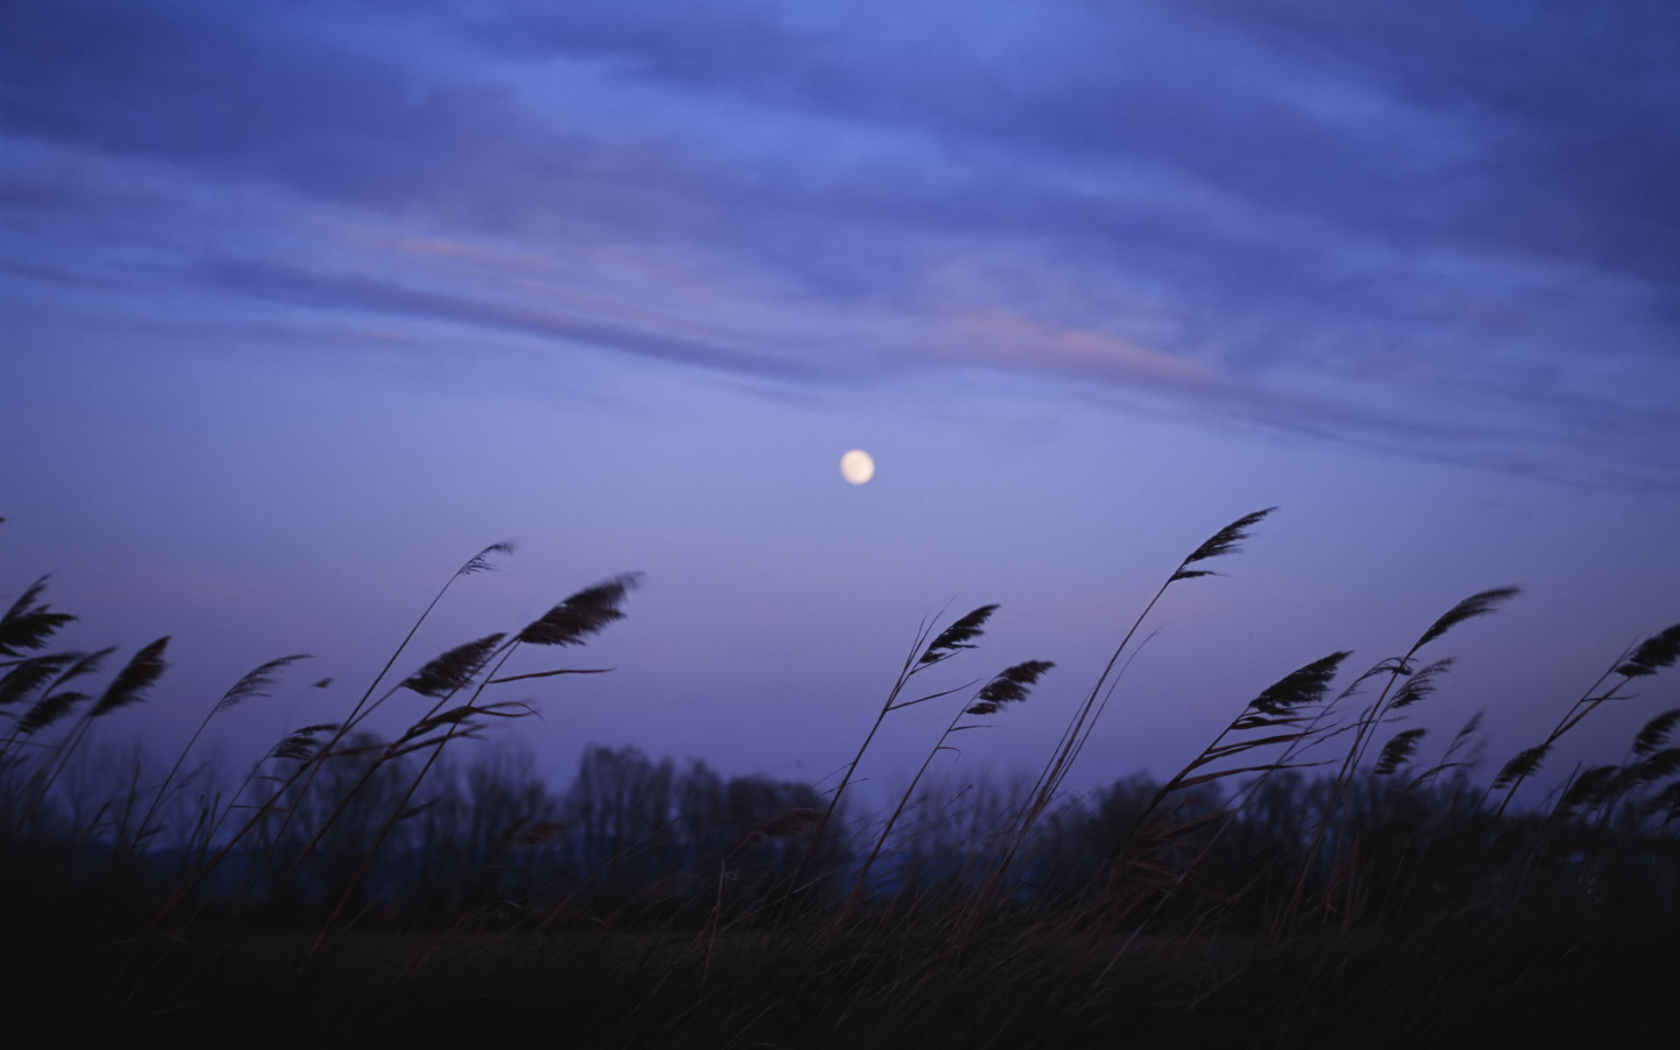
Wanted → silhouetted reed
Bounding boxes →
[3,513,1678,1045]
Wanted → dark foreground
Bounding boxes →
[6,903,1675,1049]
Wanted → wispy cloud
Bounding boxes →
[199,255,825,382]
[3,0,1676,486]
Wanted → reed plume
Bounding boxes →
[0,575,76,659]
[134,651,310,848]
[1004,508,1277,886]
[1136,651,1349,833]
[792,603,1002,892]
[1493,621,1680,816]
[90,638,171,718]
[1374,728,1428,776]
[842,655,1054,921]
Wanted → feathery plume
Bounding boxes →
[517,573,641,647]
[216,654,312,712]
[1616,623,1680,679]
[1633,709,1680,757]
[920,604,998,665]
[457,540,518,578]
[0,575,77,657]
[1248,651,1350,715]
[401,634,505,698]
[1375,728,1428,775]
[0,652,79,708]
[1413,587,1520,651]
[19,690,88,734]
[1390,657,1454,709]
[90,637,170,717]
[1493,742,1552,789]
[966,660,1054,715]
[270,723,341,762]
[1171,507,1276,581]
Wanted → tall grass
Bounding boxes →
[3,512,1678,1044]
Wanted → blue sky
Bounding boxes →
[3,1,1677,806]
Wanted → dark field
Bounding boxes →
[4,512,1677,1047]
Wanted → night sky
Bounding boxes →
[3,1,1677,805]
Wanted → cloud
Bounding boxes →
[926,308,1217,391]
[3,0,1677,487]
[200,255,824,383]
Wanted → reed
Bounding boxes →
[4,514,1679,1045]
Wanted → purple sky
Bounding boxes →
[3,1,1677,809]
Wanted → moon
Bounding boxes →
[839,449,875,485]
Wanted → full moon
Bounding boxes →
[839,449,875,485]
